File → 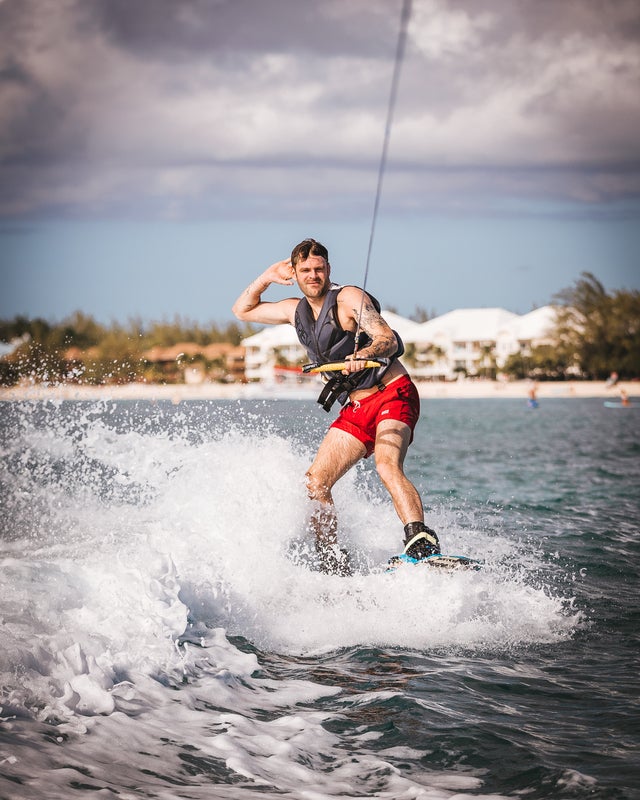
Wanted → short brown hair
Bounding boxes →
[291,238,329,268]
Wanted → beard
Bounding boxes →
[299,278,329,300]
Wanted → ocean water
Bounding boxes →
[1,395,639,799]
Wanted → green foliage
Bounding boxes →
[502,345,574,380]
[0,311,256,385]
[477,344,496,379]
[140,317,252,347]
[553,272,640,379]
[500,272,639,380]
[401,342,417,368]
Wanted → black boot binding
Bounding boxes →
[402,521,441,560]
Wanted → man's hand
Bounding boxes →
[264,259,295,286]
[231,258,298,324]
[341,354,371,375]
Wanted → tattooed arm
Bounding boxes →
[336,286,398,373]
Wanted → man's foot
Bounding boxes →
[316,541,353,576]
[402,521,441,560]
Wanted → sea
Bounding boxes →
[1,394,638,800]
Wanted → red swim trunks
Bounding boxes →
[330,374,420,457]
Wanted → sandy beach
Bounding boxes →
[0,379,635,403]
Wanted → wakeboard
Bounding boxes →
[386,553,481,572]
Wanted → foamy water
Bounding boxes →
[2,398,633,799]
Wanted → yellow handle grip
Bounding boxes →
[303,360,384,374]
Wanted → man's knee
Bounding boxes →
[375,459,403,489]
[305,468,332,503]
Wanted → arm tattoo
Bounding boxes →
[353,300,397,357]
[239,279,268,312]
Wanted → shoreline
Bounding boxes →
[0,379,635,402]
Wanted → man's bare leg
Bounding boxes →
[374,419,440,558]
[305,427,366,573]
[373,419,423,524]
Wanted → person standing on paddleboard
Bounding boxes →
[232,238,439,575]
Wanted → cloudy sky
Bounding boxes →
[1,0,639,325]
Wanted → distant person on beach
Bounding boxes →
[232,238,437,575]
[606,371,619,388]
[527,382,539,408]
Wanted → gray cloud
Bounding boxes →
[1,0,639,220]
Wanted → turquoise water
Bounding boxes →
[1,397,638,798]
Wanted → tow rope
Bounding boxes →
[303,0,413,410]
[353,0,412,354]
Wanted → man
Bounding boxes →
[232,238,440,574]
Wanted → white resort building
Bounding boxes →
[408,308,519,380]
[242,324,307,384]
[494,306,558,368]
[241,305,559,384]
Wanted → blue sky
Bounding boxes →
[2,0,639,326]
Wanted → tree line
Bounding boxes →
[1,273,638,385]
[0,313,256,385]
[502,273,639,381]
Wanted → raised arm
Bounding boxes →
[232,259,299,325]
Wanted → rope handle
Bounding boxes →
[302,358,390,374]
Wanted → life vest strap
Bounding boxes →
[316,374,361,412]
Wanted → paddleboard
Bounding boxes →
[604,401,638,409]
[386,553,481,571]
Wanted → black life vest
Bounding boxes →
[294,285,404,409]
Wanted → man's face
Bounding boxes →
[294,255,331,300]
